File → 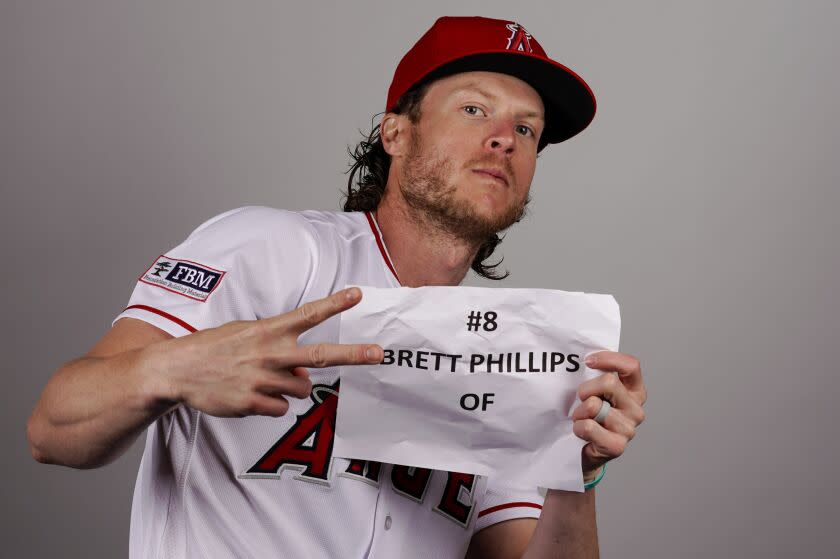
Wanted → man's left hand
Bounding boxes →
[572,351,647,481]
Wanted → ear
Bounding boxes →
[380,113,412,157]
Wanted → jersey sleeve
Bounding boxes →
[474,477,545,532]
[113,206,319,337]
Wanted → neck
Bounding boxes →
[373,187,481,287]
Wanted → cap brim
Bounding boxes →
[408,52,596,151]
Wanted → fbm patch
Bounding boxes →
[139,255,225,302]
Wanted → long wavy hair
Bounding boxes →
[343,84,511,280]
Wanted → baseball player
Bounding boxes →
[29,16,647,558]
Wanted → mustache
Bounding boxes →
[466,156,515,180]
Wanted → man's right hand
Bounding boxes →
[27,287,381,468]
[155,286,383,417]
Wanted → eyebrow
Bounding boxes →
[453,83,545,120]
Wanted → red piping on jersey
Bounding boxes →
[478,502,543,518]
[124,304,198,333]
[365,211,401,284]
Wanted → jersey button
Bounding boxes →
[384,515,392,530]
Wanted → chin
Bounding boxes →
[468,190,517,219]
[448,199,525,240]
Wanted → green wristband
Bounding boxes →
[583,464,606,490]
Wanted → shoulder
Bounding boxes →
[187,206,319,244]
[294,209,372,242]
[188,207,370,246]
[169,207,374,288]
[160,206,326,287]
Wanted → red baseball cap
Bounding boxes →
[386,16,596,150]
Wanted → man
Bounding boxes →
[28,16,646,558]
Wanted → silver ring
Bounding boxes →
[593,399,611,425]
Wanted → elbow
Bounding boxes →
[27,412,114,470]
[26,413,54,465]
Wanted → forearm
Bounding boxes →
[522,488,598,559]
[27,344,176,469]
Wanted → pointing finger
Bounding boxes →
[287,342,384,369]
[280,288,364,336]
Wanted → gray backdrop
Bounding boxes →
[3,1,838,557]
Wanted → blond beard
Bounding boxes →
[398,129,529,243]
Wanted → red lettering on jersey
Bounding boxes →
[391,465,433,502]
[346,459,366,475]
[243,384,475,529]
[341,459,382,486]
[434,472,477,527]
[245,382,339,482]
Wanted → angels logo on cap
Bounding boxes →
[505,23,533,53]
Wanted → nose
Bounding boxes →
[483,119,516,154]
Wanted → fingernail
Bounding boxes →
[346,287,359,300]
[366,347,379,360]
[585,354,596,367]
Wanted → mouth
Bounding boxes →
[472,168,509,187]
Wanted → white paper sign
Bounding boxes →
[334,286,620,491]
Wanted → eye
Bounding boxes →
[463,105,486,117]
[515,124,535,137]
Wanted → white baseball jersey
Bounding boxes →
[115,206,545,559]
